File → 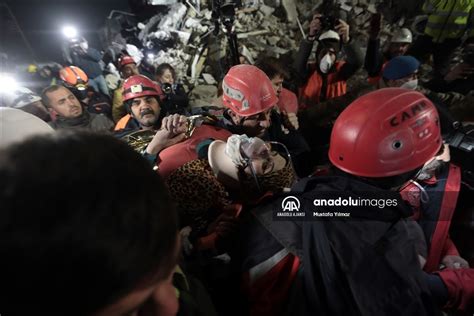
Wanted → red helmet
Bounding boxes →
[222,64,278,117]
[59,66,88,90]
[122,75,164,102]
[118,55,136,69]
[329,88,441,177]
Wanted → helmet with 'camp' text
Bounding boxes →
[122,75,163,102]
[329,88,441,177]
[222,64,278,117]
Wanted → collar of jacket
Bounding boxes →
[55,109,91,128]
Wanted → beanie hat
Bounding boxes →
[383,56,420,80]
[317,30,341,54]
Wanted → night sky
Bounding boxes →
[3,0,130,63]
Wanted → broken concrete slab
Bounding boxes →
[202,73,217,85]
[259,4,275,17]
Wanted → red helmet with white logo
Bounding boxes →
[222,64,278,117]
[118,55,136,69]
[122,75,163,102]
[329,88,441,177]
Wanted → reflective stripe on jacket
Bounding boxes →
[299,61,347,108]
[423,0,474,43]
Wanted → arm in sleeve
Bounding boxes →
[364,38,384,77]
[338,40,364,81]
[293,39,316,84]
[85,48,103,62]
[168,85,189,109]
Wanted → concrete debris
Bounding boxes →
[188,85,219,107]
[157,3,188,32]
[237,30,271,39]
[202,73,217,85]
[121,0,423,103]
[240,45,255,64]
[259,4,275,17]
[148,0,178,4]
[282,0,298,26]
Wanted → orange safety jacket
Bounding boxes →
[367,59,389,85]
[299,61,347,108]
[114,114,132,131]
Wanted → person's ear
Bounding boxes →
[48,107,58,120]
[227,110,241,125]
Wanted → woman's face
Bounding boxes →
[157,69,174,85]
[243,143,287,176]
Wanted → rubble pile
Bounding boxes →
[129,0,423,105]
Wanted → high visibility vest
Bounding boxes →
[367,60,389,85]
[114,114,131,130]
[423,0,474,43]
[299,61,347,108]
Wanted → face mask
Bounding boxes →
[241,164,296,195]
[319,53,334,74]
[400,79,418,90]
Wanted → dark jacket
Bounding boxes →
[294,38,364,96]
[161,84,190,115]
[237,175,436,316]
[71,47,103,79]
[49,110,113,133]
[364,38,390,77]
[426,71,474,95]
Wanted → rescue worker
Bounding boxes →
[113,74,189,165]
[112,55,140,122]
[294,14,363,108]
[158,64,311,179]
[237,88,474,315]
[69,36,110,97]
[41,85,114,133]
[379,55,467,133]
[365,13,413,85]
[408,0,474,75]
[59,66,112,119]
[254,58,312,176]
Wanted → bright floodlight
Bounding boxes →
[62,26,78,38]
[147,53,155,59]
[0,74,19,94]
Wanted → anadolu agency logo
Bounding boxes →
[276,196,305,218]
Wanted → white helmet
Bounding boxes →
[3,87,42,109]
[318,30,340,42]
[0,107,53,148]
[391,28,413,44]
